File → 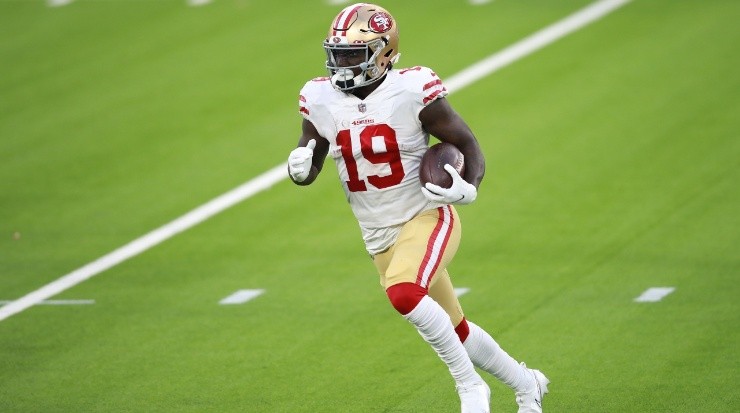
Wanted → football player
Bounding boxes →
[287,3,548,412]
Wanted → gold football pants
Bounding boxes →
[373,205,465,326]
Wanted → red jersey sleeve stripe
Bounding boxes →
[423,79,442,91]
[299,106,309,115]
[423,88,447,105]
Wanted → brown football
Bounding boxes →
[419,142,465,189]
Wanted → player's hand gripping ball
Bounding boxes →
[419,142,465,189]
[420,142,477,205]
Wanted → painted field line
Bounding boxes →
[187,0,212,7]
[47,0,74,7]
[634,287,676,303]
[0,299,95,306]
[0,0,630,323]
[445,0,631,93]
[0,165,286,322]
[219,289,265,305]
[454,288,471,298]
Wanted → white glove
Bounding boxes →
[421,164,477,205]
[288,139,316,182]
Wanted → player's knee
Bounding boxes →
[386,282,426,315]
[454,318,470,343]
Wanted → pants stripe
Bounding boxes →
[416,206,454,288]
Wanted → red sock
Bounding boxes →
[455,317,470,343]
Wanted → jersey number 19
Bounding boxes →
[336,124,405,192]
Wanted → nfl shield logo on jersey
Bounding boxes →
[358,103,367,113]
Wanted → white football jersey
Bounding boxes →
[299,66,447,254]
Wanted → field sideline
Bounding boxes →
[1,0,738,412]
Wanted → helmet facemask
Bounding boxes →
[324,37,391,91]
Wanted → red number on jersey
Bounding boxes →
[336,124,405,192]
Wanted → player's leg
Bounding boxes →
[463,317,549,412]
[428,272,530,387]
[427,258,549,412]
[427,269,465,334]
[375,205,489,412]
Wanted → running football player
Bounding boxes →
[287,4,549,412]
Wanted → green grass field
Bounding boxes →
[1,0,738,411]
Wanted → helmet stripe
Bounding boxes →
[332,3,364,36]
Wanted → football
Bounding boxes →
[419,142,465,189]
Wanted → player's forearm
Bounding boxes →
[458,141,486,189]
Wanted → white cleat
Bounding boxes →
[457,381,491,413]
[515,363,549,413]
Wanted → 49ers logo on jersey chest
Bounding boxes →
[352,118,375,126]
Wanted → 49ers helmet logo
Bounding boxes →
[368,12,393,33]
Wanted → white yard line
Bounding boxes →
[0,299,95,306]
[454,288,471,298]
[47,0,75,7]
[0,0,630,323]
[219,289,265,305]
[187,0,213,7]
[0,165,286,322]
[445,0,632,93]
[634,287,676,303]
